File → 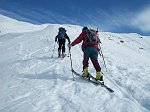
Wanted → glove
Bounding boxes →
[67,43,72,48]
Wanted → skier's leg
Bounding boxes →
[58,40,62,57]
[90,47,103,81]
[62,40,65,57]
[83,46,90,77]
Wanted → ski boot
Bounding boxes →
[96,71,104,85]
[82,67,89,78]
[58,51,61,58]
[62,52,66,58]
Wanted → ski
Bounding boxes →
[72,69,114,93]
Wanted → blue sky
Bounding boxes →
[0,0,150,36]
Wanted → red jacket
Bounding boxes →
[71,32,100,51]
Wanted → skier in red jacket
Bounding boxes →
[69,27,103,82]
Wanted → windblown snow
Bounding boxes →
[0,14,150,112]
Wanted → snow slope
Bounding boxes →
[0,14,150,112]
[0,14,47,35]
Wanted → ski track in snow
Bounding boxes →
[0,15,150,112]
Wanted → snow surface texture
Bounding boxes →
[0,14,150,112]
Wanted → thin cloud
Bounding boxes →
[84,9,132,32]
[86,8,150,35]
[1,5,149,35]
[131,6,150,33]
[0,9,40,24]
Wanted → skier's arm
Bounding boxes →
[65,33,71,43]
[99,37,102,44]
[71,32,85,46]
[55,36,58,42]
[96,32,101,44]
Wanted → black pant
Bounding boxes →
[58,39,65,53]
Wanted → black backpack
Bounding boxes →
[57,27,66,39]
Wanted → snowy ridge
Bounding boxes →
[0,15,150,112]
[0,14,47,35]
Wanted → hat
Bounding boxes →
[82,27,88,32]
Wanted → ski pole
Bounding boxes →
[99,44,107,71]
[51,42,56,58]
[68,46,74,80]
[96,27,101,57]
[67,43,70,57]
